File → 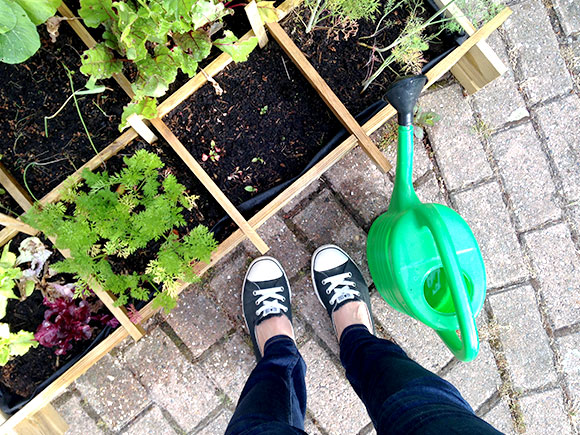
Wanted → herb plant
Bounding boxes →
[24,150,218,313]
[304,0,380,34]
[78,0,259,130]
[0,0,61,64]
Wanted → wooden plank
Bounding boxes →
[126,114,157,144]
[434,0,508,94]
[0,213,37,236]
[265,22,392,174]
[149,118,270,254]
[0,162,33,211]
[12,404,68,435]
[245,1,268,48]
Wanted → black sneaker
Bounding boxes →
[242,256,294,361]
[311,245,374,335]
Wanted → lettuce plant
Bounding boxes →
[0,0,61,64]
[24,150,218,313]
[77,0,259,130]
[0,324,38,366]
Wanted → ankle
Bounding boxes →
[255,315,295,355]
[332,301,372,341]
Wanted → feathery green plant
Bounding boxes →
[24,150,218,313]
[304,0,380,34]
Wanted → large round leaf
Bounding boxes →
[0,0,17,34]
[15,0,62,26]
[0,1,40,64]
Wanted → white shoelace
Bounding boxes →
[322,272,360,306]
[254,286,288,317]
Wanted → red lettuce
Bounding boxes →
[35,298,92,355]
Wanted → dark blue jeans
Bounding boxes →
[226,325,502,435]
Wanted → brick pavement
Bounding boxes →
[57,2,580,433]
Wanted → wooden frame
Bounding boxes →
[0,1,511,431]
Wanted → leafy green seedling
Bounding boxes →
[259,105,268,115]
[252,157,265,164]
[245,186,257,193]
[413,105,441,140]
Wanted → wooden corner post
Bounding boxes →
[434,0,508,94]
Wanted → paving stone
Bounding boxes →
[443,317,502,411]
[196,408,233,435]
[562,40,580,91]
[453,182,528,289]
[523,224,580,329]
[122,328,221,431]
[419,85,493,191]
[489,122,560,230]
[74,354,150,432]
[301,340,370,433]
[534,94,580,202]
[281,179,321,214]
[53,394,103,435]
[482,398,516,434]
[165,290,231,359]
[416,171,447,205]
[207,246,251,325]
[249,214,311,278]
[371,293,454,373]
[570,205,580,234]
[502,0,573,104]
[294,274,339,355]
[292,189,371,283]
[557,332,580,414]
[471,33,529,129]
[489,285,557,390]
[553,0,580,36]
[123,406,176,435]
[200,332,255,402]
[519,389,573,435]
[304,417,324,434]
[324,147,393,229]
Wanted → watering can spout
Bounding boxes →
[384,74,428,126]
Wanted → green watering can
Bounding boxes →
[367,75,486,362]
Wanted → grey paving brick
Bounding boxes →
[416,171,447,205]
[519,389,573,435]
[196,408,233,435]
[53,394,104,435]
[250,214,310,278]
[324,147,393,229]
[482,398,516,434]
[557,333,580,415]
[123,405,176,435]
[292,189,371,283]
[502,0,573,104]
[533,94,580,202]
[200,332,255,402]
[523,224,580,329]
[301,340,370,433]
[207,246,250,325]
[419,85,492,191]
[74,354,150,432]
[294,274,339,355]
[471,34,529,129]
[489,122,560,230]
[122,328,220,431]
[165,290,231,358]
[453,182,528,288]
[489,285,557,390]
[443,317,501,410]
[371,293,454,373]
[281,179,321,214]
[569,205,580,234]
[562,40,580,91]
[553,0,580,36]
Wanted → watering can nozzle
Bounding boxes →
[384,74,428,126]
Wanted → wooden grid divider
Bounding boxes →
[149,118,269,253]
[0,213,37,236]
[0,161,34,212]
[265,21,393,174]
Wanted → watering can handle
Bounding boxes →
[416,205,480,362]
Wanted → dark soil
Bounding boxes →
[282,1,460,115]
[166,41,342,207]
[0,23,128,201]
[0,192,22,218]
[89,138,228,277]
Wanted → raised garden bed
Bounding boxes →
[0,0,511,431]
